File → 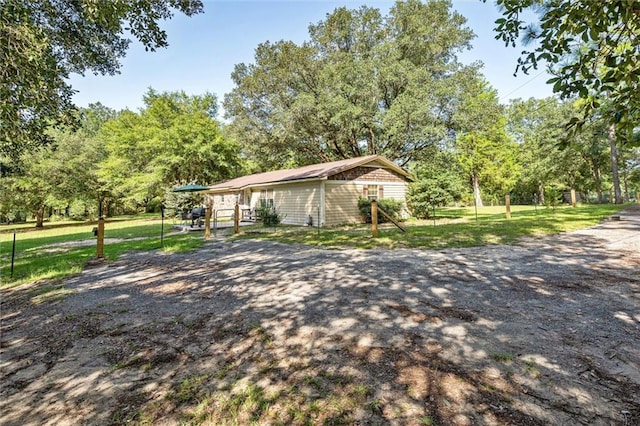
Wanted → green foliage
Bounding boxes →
[224,0,475,169]
[99,89,241,209]
[0,103,113,224]
[357,198,403,224]
[408,148,467,218]
[162,189,204,219]
[0,0,203,159]
[490,0,640,136]
[257,202,283,227]
[543,186,563,210]
[454,78,521,206]
[407,178,455,219]
[507,98,582,203]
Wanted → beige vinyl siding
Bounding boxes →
[324,182,361,226]
[379,182,410,218]
[274,182,321,225]
[248,182,321,225]
[325,181,409,226]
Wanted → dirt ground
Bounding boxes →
[1,207,639,425]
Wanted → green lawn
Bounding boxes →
[235,204,630,250]
[0,217,205,287]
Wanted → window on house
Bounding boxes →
[363,185,383,200]
[260,189,274,207]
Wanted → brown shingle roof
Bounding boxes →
[207,155,410,192]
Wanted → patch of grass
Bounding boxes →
[251,324,273,345]
[169,374,211,404]
[30,284,76,304]
[491,352,515,363]
[420,415,435,425]
[524,359,540,377]
[367,398,383,414]
[233,204,629,249]
[158,365,383,426]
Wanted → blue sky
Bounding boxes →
[68,0,554,115]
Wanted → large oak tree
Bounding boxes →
[224,0,475,170]
[0,0,203,158]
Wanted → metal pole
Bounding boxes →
[474,198,478,223]
[160,211,164,247]
[317,205,320,238]
[10,232,16,278]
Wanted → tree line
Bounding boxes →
[1,0,639,226]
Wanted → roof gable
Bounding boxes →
[208,155,411,192]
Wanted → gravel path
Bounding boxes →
[1,206,639,425]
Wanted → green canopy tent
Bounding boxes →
[172,184,210,192]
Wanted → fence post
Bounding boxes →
[204,199,212,240]
[371,199,378,238]
[96,215,105,259]
[505,194,511,219]
[10,232,16,278]
[160,206,165,247]
[234,203,240,234]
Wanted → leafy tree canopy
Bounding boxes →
[489,0,640,136]
[99,90,240,208]
[224,0,475,169]
[0,0,203,159]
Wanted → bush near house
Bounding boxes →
[358,198,403,224]
[257,201,283,227]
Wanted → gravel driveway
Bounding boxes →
[1,206,639,425]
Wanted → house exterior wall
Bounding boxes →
[324,180,409,226]
[247,182,322,226]
[208,192,244,217]
[274,182,321,225]
[324,182,361,226]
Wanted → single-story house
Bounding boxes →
[204,155,413,226]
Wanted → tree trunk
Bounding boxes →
[35,204,45,228]
[622,167,630,203]
[594,168,603,203]
[538,181,545,205]
[608,124,623,204]
[472,173,483,207]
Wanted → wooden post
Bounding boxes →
[234,203,240,234]
[371,199,378,238]
[636,192,640,204]
[96,216,105,258]
[505,194,511,219]
[204,199,212,240]
[571,189,577,207]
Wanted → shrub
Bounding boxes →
[358,198,403,223]
[257,201,283,227]
[406,175,464,219]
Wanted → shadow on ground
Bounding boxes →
[1,207,639,425]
